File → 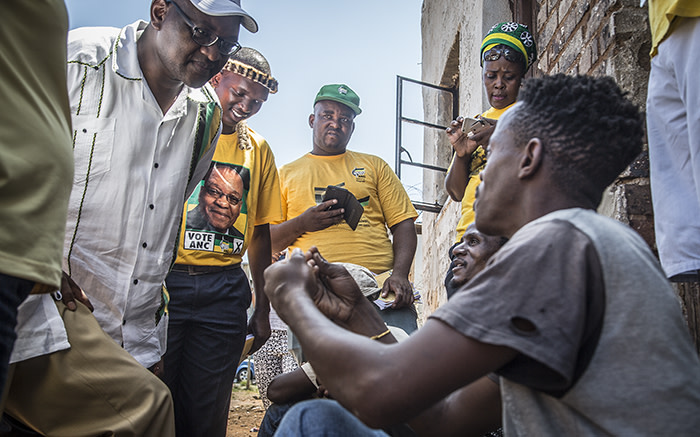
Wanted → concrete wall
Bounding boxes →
[420,0,512,317]
[419,0,654,321]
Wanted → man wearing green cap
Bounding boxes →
[270,84,419,333]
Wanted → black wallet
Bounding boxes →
[322,185,364,231]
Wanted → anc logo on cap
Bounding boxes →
[314,83,362,115]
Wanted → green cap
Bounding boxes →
[314,84,362,115]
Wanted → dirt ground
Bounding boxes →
[227,383,265,437]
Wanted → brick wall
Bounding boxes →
[420,0,511,320]
[419,0,655,322]
[534,0,654,250]
[536,0,700,352]
[421,0,700,353]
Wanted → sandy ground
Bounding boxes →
[227,383,265,437]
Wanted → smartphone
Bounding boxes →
[460,117,486,134]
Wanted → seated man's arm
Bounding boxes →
[270,199,344,253]
[382,218,417,309]
[266,250,399,404]
[264,249,516,430]
[267,367,318,405]
[408,376,502,437]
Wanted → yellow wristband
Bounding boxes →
[370,328,391,341]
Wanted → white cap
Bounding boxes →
[188,0,258,33]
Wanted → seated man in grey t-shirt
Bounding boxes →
[258,226,507,437]
[265,75,700,436]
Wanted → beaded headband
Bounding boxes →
[223,59,278,94]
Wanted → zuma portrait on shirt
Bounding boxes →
[184,162,249,254]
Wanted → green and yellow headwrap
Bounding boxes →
[480,22,538,72]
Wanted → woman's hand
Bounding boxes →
[446,116,479,158]
[469,116,497,148]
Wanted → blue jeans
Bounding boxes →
[0,273,33,400]
[163,266,251,437]
[258,402,293,437]
[374,305,418,334]
[275,399,389,437]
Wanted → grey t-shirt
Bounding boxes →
[432,208,700,435]
[435,216,604,393]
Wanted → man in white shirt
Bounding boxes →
[4,1,258,435]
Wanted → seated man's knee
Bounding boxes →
[276,400,342,435]
[276,399,388,437]
[258,403,295,437]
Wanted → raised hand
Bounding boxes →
[263,249,318,318]
[469,116,497,149]
[445,116,497,158]
[445,116,479,158]
[306,247,366,324]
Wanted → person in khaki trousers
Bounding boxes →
[3,0,259,435]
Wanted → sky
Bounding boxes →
[64,0,426,205]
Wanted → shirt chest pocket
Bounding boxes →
[72,116,116,183]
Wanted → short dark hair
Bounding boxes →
[510,74,643,204]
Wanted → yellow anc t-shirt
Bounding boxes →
[278,150,417,274]
[452,103,515,242]
[174,128,282,266]
[649,0,700,57]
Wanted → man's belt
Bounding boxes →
[31,282,58,294]
[171,263,241,275]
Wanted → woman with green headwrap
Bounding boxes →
[444,22,537,248]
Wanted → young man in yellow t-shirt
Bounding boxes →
[270,84,419,333]
[163,48,281,437]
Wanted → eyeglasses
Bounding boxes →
[166,0,242,56]
[204,185,241,205]
[482,47,524,66]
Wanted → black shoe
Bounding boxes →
[0,414,41,437]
